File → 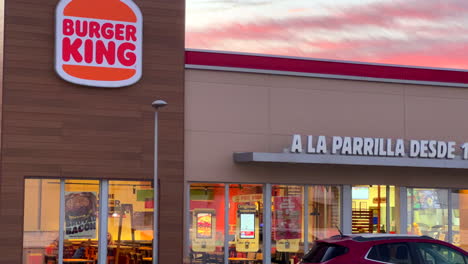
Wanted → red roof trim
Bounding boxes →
[185,50,468,86]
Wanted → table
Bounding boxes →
[107,245,132,249]
[139,247,152,251]
[63,259,95,263]
[228,257,260,264]
[142,257,152,263]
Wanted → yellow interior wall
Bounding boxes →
[353,185,395,210]
[24,179,40,231]
[41,180,60,231]
[108,181,153,242]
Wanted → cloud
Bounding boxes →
[186,0,468,69]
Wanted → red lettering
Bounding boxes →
[62,37,83,62]
[75,20,88,38]
[84,39,93,64]
[89,22,101,38]
[63,19,74,36]
[101,23,114,39]
[117,43,136,66]
[96,40,115,65]
[115,24,124,41]
[125,25,137,41]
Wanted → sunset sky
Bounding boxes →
[186,0,468,70]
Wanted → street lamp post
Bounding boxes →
[152,100,167,264]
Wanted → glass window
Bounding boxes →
[352,185,398,234]
[308,186,341,243]
[451,190,468,251]
[367,243,413,264]
[272,185,304,262]
[408,188,449,241]
[415,242,467,264]
[229,184,263,264]
[23,179,60,264]
[302,243,348,263]
[107,181,154,263]
[188,183,225,264]
[63,180,100,261]
[23,179,156,264]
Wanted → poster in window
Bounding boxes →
[196,212,213,239]
[192,209,217,252]
[64,192,98,239]
[413,190,443,209]
[273,196,302,252]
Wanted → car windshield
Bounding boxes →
[302,242,348,263]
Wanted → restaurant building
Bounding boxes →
[183,50,468,264]
[0,0,467,264]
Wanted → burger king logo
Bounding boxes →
[55,0,143,88]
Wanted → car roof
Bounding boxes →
[320,234,434,243]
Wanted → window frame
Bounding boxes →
[185,182,344,264]
[22,178,157,264]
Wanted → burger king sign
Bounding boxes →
[55,0,143,88]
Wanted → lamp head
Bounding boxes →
[152,100,168,110]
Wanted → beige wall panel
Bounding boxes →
[406,96,468,142]
[185,131,269,181]
[269,87,405,137]
[263,74,404,95]
[186,70,268,86]
[186,82,269,133]
[406,84,468,100]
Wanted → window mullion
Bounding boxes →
[98,180,109,264]
[263,184,272,264]
[58,179,65,264]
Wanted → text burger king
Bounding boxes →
[55,0,142,87]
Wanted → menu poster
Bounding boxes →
[192,209,217,252]
[65,192,98,239]
[273,196,302,252]
[196,212,213,239]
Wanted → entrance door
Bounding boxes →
[352,185,399,234]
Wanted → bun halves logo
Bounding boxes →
[55,0,142,88]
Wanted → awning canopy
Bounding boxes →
[233,152,468,169]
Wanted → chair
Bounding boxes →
[394,246,411,264]
[135,253,143,264]
[190,250,204,264]
[205,253,222,264]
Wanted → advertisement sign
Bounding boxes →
[196,212,213,239]
[55,0,143,87]
[192,209,216,252]
[65,192,98,239]
[236,204,259,252]
[273,196,302,252]
[232,194,263,203]
[413,189,444,209]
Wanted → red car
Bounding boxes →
[301,234,468,264]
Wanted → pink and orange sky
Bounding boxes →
[186,0,468,70]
